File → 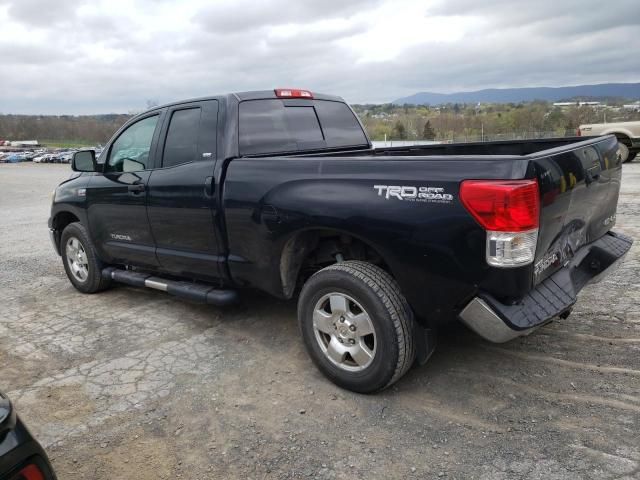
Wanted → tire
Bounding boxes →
[618,142,630,163]
[625,152,636,163]
[60,222,111,293]
[298,261,415,393]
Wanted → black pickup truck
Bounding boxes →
[49,89,632,393]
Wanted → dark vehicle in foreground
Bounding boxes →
[0,393,56,480]
[48,89,632,393]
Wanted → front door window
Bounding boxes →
[106,115,159,172]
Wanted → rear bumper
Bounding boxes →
[459,230,633,343]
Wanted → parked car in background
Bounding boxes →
[10,150,76,164]
[3,153,26,163]
[578,120,640,162]
[57,152,74,164]
[0,392,57,479]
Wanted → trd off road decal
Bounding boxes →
[374,185,454,204]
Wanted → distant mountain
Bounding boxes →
[393,83,640,105]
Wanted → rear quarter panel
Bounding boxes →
[222,155,530,323]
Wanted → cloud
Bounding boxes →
[194,0,381,33]
[1,0,84,26]
[0,0,638,114]
[429,0,639,35]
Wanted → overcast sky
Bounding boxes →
[0,0,638,114]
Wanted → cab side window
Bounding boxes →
[163,108,201,168]
[106,115,159,172]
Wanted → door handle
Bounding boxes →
[128,184,145,194]
[204,176,214,197]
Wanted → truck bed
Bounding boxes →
[371,136,592,157]
[225,134,625,327]
[295,136,603,159]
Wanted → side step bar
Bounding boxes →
[102,267,239,306]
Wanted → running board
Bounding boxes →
[102,267,239,306]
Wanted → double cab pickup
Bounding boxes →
[49,89,632,392]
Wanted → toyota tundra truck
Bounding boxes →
[48,89,632,393]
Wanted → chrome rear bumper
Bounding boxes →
[459,298,534,343]
[459,231,632,343]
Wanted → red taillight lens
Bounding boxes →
[460,179,540,232]
[274,88,313,99]
[12,464,44,480]
[577,128,581,137]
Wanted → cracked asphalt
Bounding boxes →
[1,162,639,480]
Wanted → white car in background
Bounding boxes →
[578,120,640,163]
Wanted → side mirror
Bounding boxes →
[72,150,97,172]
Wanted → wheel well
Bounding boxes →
[279,229,389,298]
[613,132,632,147]
[53,211,80,232]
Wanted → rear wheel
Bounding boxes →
[61,222,111,293]
[298,261,415,393]
[626,152,637,163]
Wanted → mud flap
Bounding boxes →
[414,321,437,366]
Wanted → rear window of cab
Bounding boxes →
[239,99,368,156]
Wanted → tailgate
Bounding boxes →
[532,135,622,284]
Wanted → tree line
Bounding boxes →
[1,100,639,145]
[0,114,133,145]
[353,101,640,142]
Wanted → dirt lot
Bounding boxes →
[1,162,639,480]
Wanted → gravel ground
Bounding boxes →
[1,162,639,480]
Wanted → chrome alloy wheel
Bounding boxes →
[65,236,89,282]
[312,293,377,372]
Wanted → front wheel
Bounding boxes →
[298,261,415,393]
[60,222,111,293]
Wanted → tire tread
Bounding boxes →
[61,222,111,293]
[309,261,415,391]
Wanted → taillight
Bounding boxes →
[460,179,540,267]
[274,88,313,99]
[11,464,45,480]
[577,128,581,137]
[460,180,539,232]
